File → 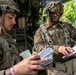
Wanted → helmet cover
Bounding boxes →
[0,0,20,13]
[44,1,63,15]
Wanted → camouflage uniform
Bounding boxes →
[0,0,21,75]
[0,30,21,69]
[33,1,76,75]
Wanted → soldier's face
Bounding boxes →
[3,12,16,31]
[49,12,61,23]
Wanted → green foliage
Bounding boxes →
[38,8,47,25]
[60,0,76,25]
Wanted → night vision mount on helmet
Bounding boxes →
[0,0,20,13]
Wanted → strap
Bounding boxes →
[40,24,53,44]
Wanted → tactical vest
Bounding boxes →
[0,35,21,70]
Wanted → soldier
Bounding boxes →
[33,1,76,75]
[0,0,48,75]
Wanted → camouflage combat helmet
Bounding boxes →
[0,0,20,13]
[44,1,63,15]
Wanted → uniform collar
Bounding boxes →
[44,21,63,29]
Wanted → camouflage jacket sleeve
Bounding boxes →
[0,45,5,75]
[70,25,76,40]
[0,42,6,74]
[65,23,76,44]
[0,46,4,66]
[33,28,48,53]
[66,23,76,36]
[0,36,5,75]
[33,27,59,53]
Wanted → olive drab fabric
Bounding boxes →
[33,21,76,75]
[0,30,21,69]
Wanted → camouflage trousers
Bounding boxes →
[46,58,76,75]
